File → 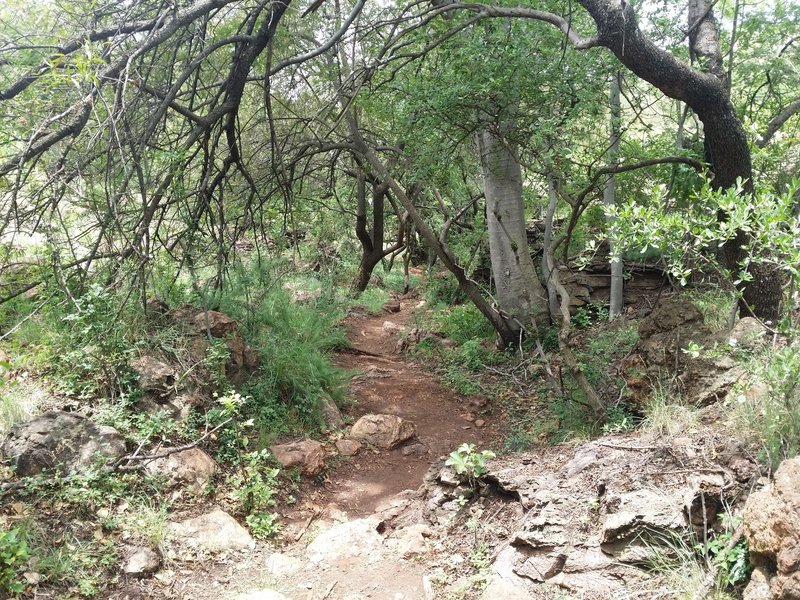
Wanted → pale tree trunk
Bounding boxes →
[604,71,623,319]
[543,176,560,319]
[476,128,548,333]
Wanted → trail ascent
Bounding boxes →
[152,295,499,600]
[321,297,496,515]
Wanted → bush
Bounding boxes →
[0,528,28,596]
[735,344,800,470]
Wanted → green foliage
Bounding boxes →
[735,345,800,470]
[205,260,348,435]
[227,449,280,540]
[354,287,390,314]
[698,530,751,589]
[41,283,139,401]
[0,528,28,596]
[445,443,496,486]
[424,271,464,306]
[439,305,495,345]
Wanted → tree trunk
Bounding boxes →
[543,176,560,320]
[351,173,405,294]
[604,71,623,319]
[577,0,783,322]
[476,128,549,332]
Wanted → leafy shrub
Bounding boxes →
[227,449,280,540]
[445,443,496,486]
[735,345,800,470]
[0,528,28,595]
[424,270,464,306]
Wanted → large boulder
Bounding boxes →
[1,411,126,476]
[270,439,326,476]
[144,447,217,494]
[744,457,800,599]
[350,414,416,449]
[167,509,254,555]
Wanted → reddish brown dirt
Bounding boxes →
[314,297,497,517]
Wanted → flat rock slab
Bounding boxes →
[1,411,126,476]
[307,517,385,566]
[167,509,254,555]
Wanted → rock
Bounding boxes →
[270,439,326,476]
[744,457,800,598]
[235,591,290,600]
[1,411,126,476]
[318,394,345,430]
[727,317,768,348]
[130,355,175,394]
[123,546,161,577]
[144,447,217,493]
[402,443,428,457]
[306,518,384,565]
[744,567,773,600]
[602,489,687,544]
[134,394,182,419]
[192,310,238,337]
[350,414,416,449]
[480,575,530,600]
[392,523,430,558]
[335,439,362,457]
[265,553,304,577]
[167,509,254,554]
[475,419,486,428]
[383,300,401,313]
[382,321,405,334]
[226,336,260,385]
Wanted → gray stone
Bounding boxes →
[235,590,290,600]
[130,355,175,393]
[335,438,362,456]
[402,443,428,457]
[350,414,415,449]
[144,447,217,493]
[318,394,345,430]
[1,411,126,476]
[306,518,384,565]
[270,439,326,476]
[167,509,254,554]
[123,546,161,577]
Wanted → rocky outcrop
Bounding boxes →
[1,411,126,475]
[744,457,800,599]
[143,447,217,494]
[422,432,757,598]
[350,414,416,449]
[270,439,326,476]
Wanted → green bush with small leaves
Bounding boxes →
[0,528,29,596]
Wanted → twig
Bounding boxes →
[115,417,232,469]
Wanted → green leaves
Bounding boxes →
[0,528,29,595]
[445,443,496,480]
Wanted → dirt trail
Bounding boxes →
[157,294,498,600]
[320,298,495,515]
